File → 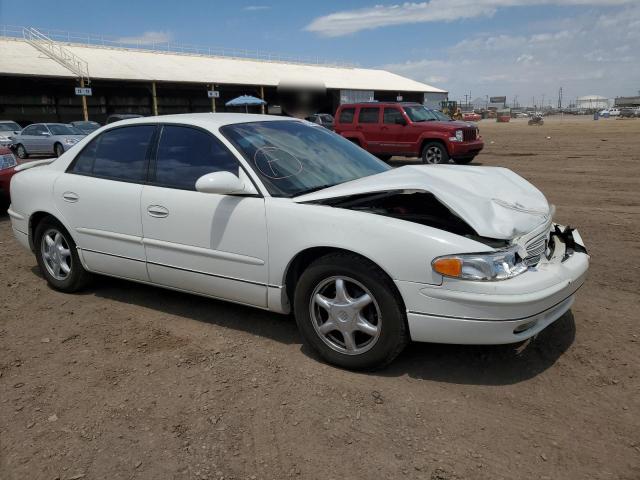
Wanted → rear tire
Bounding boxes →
[293,252,408,370]
[34,217,91,292]
[421,142,449,164]
[16,144,28,159]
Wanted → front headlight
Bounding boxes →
[432,246,528,281]
[63,137,78,145]
[449,129,464,142]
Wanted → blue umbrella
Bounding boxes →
[225,95,266,113]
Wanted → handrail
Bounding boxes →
[22,26,90,82]
[0,24,355,69]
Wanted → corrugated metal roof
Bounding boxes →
[0,38,446,93]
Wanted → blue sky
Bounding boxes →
[1,1,638,105]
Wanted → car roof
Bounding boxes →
[338,102,423,108]
[105,113,296,130]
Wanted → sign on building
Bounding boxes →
[207,90,220,98]
[396,95,403,101]
[75,87,92,96]
[489,96,506,104]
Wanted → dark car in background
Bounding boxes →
[334,102,484,164]
[106,113,143,124]
[306,113,335,130]
[70,121,102,134]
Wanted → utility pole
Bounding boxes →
[80,78,89,121]
[541,94,545,110]
[558,87,563,109]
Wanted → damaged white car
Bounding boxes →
[8,114,589,369]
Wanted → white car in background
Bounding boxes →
[8,114,589,369]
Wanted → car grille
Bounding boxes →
[462,127,477,142]
[524,231,548,266]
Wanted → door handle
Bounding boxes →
[62,191,79,202]
[147,205,169,218]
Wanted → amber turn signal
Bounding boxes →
[432,257,462,277]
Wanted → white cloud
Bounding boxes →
[305,1,635,37]
[243,5,270,11]
[117,31,172,45]
[381,4,640,104]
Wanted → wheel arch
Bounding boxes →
[28,210,75,252]
[282,246,406,315]
[419,136,449,156]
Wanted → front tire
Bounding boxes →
[294,253,408,370]
[54,143,64,157]
[34,217,90,292]
[16,144,28,159]
[421,142,449,164]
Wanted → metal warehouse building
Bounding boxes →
[0,26,447,124]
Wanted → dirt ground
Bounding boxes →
[1,116,639,480]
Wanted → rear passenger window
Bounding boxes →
[153,126,239,190]
[358,107,380,124]
[70,125,155,182]
[384,108,404,124]
[339,108,355,124]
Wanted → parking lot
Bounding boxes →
[1,116,639,480]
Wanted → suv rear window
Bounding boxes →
[358,107,380,124]
[339,108,355,124]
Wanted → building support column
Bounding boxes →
[151,81,159,116]
[260,86,265,114]
[80,78,89,121]
[211,84,216,113]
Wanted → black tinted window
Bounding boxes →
[358,107,380,124]
[154,126,239,190]
[78,125,154,181]
[21,125,38,135]
[384,108,404,124]
[339,108,355,123]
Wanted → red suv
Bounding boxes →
[334,102,483,164]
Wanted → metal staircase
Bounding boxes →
[22,26,90,83]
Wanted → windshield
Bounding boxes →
[48,124,83,135]
[0,122,20,132]
[221,120,389,197]
[403,105,449,122]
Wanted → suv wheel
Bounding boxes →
[294,253,408,370]
[421,142,449,164]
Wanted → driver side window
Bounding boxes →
[152,125,240,191]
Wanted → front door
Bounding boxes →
[53,124,156,281]
[140,125,268,307]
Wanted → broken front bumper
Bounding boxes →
[397,226,589,345]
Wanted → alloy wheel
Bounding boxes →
[309,276,382,355]
[425,146,443,164]
[40,228,72,281]
[16,145,26,159]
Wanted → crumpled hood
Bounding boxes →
[294,165,551,239]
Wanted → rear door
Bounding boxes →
[356,106,382,152]
[54,124,156,281]
[140,125,268,307]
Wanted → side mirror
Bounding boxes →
[195,171,253,195]
[395,117,407,126]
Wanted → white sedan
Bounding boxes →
[8,114,589,369]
